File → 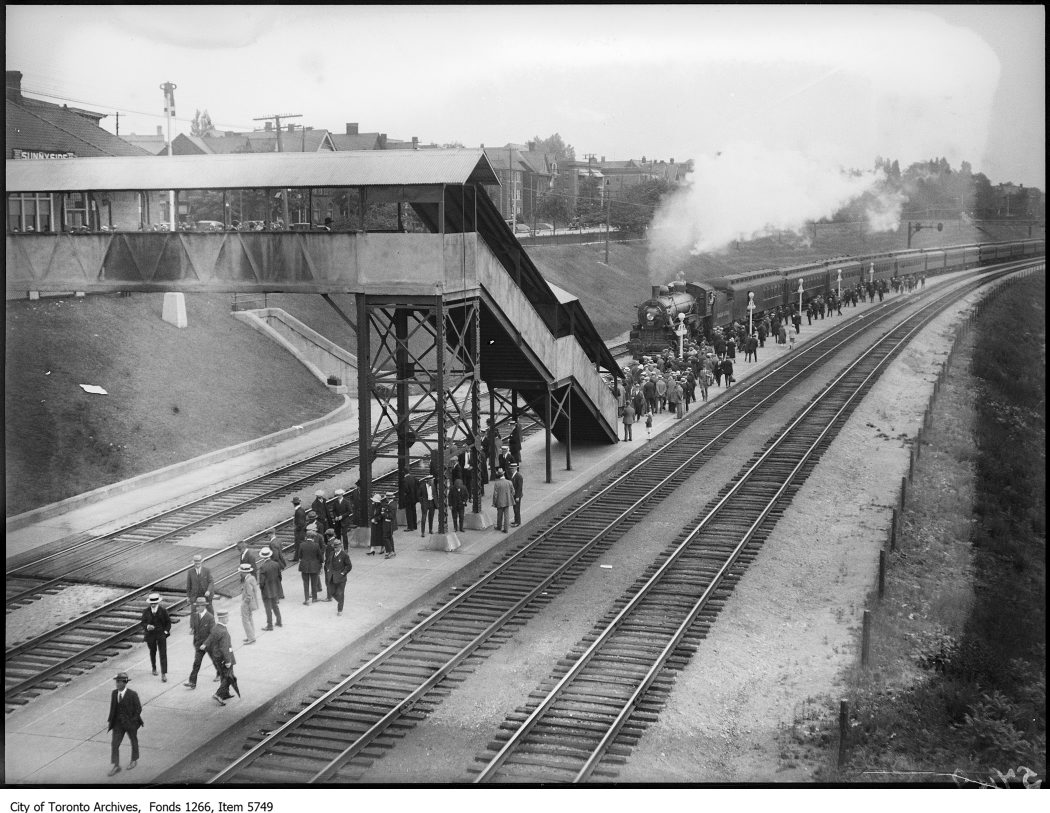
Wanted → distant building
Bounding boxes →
[6,70,160,233]
[482,143,555,222]
[160,121,337,155]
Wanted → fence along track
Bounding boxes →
[204,276,990,784]
[470,265,1034,782]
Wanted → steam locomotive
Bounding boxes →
[628,239,1044,358]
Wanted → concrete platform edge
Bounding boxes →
[5,397,354,534]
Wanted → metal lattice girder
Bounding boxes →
[357,293,482,533]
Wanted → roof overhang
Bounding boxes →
[5,148,500,192]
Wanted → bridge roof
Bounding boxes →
[5,148,500,192]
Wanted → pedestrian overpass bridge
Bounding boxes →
[6,150,622,530]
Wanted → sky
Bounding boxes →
[6,5,1044,268]
[5,5,1044,186]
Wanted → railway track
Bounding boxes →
[469,280,966,782]
[3,416,543,713]
[201,264,1034,784]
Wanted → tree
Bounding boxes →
[535,190,574,228]
[190,109,214,137]
[529,133,575,162]
[609,178,673,236]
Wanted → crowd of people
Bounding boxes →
[613,274,924,440]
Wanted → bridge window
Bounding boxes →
[7,192,53,233]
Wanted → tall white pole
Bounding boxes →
[797,279,804,314]
[161,82,177,232]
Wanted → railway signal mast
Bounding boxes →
[797,279,804,314]
[674,313,687,359]
[837,269,842,299]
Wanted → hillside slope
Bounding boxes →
[4,293,342,515]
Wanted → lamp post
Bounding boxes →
[797,279,804,314]
[675,313,687,359]
[746,291,755,337]
[836,269,842,299]
[869,263,875,285]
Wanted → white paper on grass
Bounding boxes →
[79,384,108,395]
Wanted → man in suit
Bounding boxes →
[400,467,420,532]
[331,488,352,546]
[298,525,323,604]
[311,490,331,534]
[329,538,352,616]
[203,610,236,706]
[321,528,338,602]
[107,672,143,776]
[417,474,436,536]
[257,547,283,630]
[508,420,522,463]
[291,496,307,562]
[491,468,514,533]
[184,597,217,688]
[449,477,469,533]
[236,539,258,576]
[508,462,524,528]
[186,554,214,614]
[239,563,261,644]
[140,593,171,682]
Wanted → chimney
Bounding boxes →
[6,70,23,101]
[412,136,418,150]
[346,122,358,135]
[156,125,163,136]
[528,140,535,151]
[265,121,273,131]
[651,285,662,300]
[379,134,387,150]
[287,123,295,133]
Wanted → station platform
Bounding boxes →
[3,294,893,786]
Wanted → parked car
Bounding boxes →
[513,223,532,235]
[195,220,225,232]
[535,222,553,232]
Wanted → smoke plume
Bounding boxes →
[647,143,894,284]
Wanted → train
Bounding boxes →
[628,239,1045,358]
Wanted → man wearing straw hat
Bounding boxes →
[239,562,261,644]
[203,610,236,706]
[140,593,171,682]
[107,672,143,776]
[186,554,215,614]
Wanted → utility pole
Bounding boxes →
[160,82,177,232]
[255,113,301,226]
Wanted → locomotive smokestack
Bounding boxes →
[651,285,661,299]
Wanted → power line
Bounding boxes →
[17,83,257,132]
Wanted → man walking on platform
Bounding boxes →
[329,538,352,616]
[257,547,283,630]
[331,488,352,546]
[140,593,170,682]
[184,597,217,689]
[186,554,214,614]
[106,672,142,776]
[203,610,236,706]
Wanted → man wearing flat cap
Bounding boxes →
[311,489,331,535]
[107,672,143,776]
[203,610,236,706]
[140,593,171,682]
[186,554,215,614]
[298,523,323,604]
[239,562,261,644]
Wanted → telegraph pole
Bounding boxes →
[255,113,301,226]
[161,82,177,231]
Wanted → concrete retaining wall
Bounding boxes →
[231,307,358,395]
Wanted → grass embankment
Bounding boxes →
[4,293,342,516]
[788,276,1046,785]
